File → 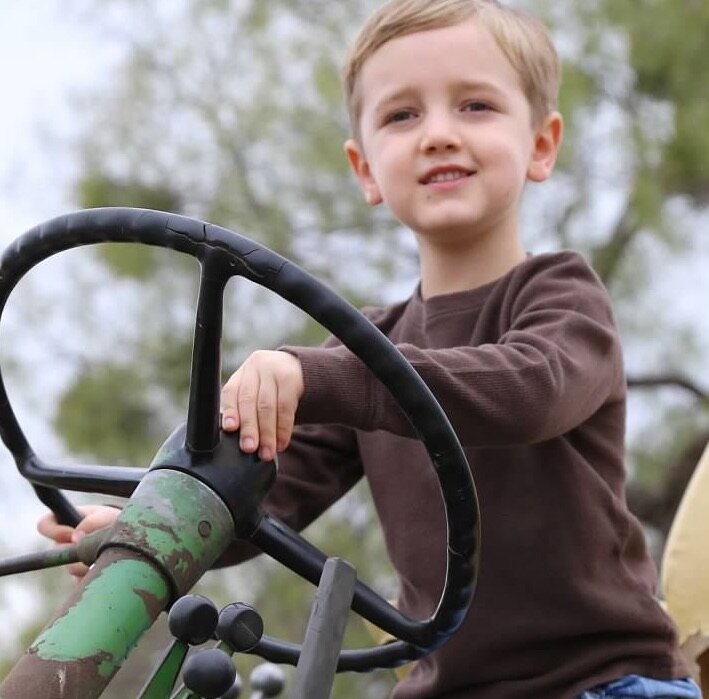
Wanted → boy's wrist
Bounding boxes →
[278,345,371,428]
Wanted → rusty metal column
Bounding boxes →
[0,470,234,699]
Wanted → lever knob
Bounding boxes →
[168,594,219,645]
[182,648,236,698]
[249,663,285,697]
[216,603,264,652]
[219,672,243,698]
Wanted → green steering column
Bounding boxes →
[0,470,235,699]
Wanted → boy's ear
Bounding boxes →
[344,139,383,206]
[527,111,564,183]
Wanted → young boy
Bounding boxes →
[40,1,700,697]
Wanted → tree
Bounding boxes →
[567,0,709,548]
[2,0,709,693]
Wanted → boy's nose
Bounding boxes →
[419,114,462,153]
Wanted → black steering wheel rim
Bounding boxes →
[0,207,480,672]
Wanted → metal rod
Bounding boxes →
[0,546,78,577]
[0,527,107,577]
[288,558,356,699]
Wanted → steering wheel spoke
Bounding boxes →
[22,455,145,496]
[251,514,433,647]
[185,251,230,455]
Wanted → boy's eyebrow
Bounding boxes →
[371,79,508,114]
[370,86,419,115]
[453,79,508,97]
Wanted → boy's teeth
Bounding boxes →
[429,171,466,183]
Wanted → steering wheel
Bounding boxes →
[0,208,480,693]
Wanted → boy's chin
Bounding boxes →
[412,219,490,246]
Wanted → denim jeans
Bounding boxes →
[578,674,701,698]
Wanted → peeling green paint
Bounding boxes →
[1,470,235,699]
[105,470,235,596]
[33,558,169,675]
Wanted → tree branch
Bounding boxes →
[590,204,639,285]
[627,374,708,402]
[627,430,709,540]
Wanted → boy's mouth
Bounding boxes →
[419,166,476,185]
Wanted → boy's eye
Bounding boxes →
[462,101,491,112]
[385,109,415,124]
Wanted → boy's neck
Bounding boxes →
[416,225,526,300]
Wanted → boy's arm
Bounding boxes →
[220,306,387,463]
[289,255,623,448]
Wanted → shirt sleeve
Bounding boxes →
[286,256,623,447]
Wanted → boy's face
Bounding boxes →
[345,19,562,246]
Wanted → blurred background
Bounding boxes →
[0,1,707,697]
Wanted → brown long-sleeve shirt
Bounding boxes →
[261,251,688,699]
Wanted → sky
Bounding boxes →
[0,3,114,243]
[0,4,116,556]
[0,2,108,651]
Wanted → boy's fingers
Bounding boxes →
[75,507,120,537]
[35,505,120,581]
[237,369,260,453]
[37,515,74,544]
[36,512,57,535]
[222,351,303,455]
[257,375,278,461]
[68,563,90,578]
[276,386,298,452]
[220,369,242,432]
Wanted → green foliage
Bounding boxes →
[664,99,709,204]
[94,243,156,280]
[144,333,195,406]
[77,173,182,212]
[77,172,183,279]
[54,362,161,465]
[610,1,709,101]
[313,56,343,107]
[555,63,596,171]
[601,0,709,207]
[282,316,331,348]
[631,169,664,231]
[242,1,271,31]
[67,0,388,280]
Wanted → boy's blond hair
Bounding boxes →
[343,0,560,136]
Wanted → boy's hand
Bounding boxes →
[37,504,120,579]
[220,350,304,462]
